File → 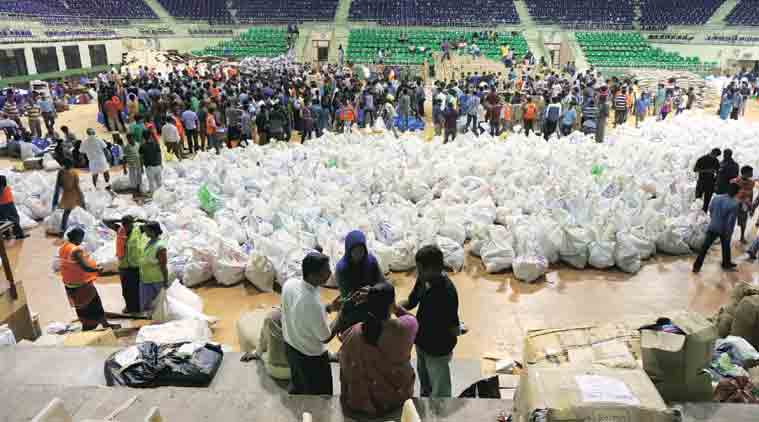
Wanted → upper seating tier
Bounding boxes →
[726,0,759,26]
[639,0,725,27]
[348,0,520,26]
[0,0,157,23]
[525,0,634,28]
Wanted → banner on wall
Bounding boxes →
[706,34,759,44]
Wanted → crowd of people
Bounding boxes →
[1,33,759,419]
[426,62,701,143]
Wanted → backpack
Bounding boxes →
[546,105,560,123]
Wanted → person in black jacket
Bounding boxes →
[694,148,721,212]
[716,149,739,195]
[401,245,460,397]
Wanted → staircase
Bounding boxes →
[632,0,641,29]
[523,29,550,66]
[141,0,176,23]
[567,32,589,70]
[513,0,534,25]
[707,0,739,26]
[328,0,352,63]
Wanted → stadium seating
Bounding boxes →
[236,0,338,23]
[348,0,520,26]
[525,0,634,27]
[0,0,157,23]
[726,0,759,26]
[194,28,288,57]
[347,29,528,65]
[576,32,716,70]
[156,0,232,24]
[639,0,724,27]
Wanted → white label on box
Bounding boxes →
[575,375,640,406]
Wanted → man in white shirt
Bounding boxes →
[180,109,199,154]
[161,118,182,161]
[281,252,341,395]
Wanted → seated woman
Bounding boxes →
[340,283,418,417]
[333,230,385,335]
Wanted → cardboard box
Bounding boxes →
[514,366,673,422]
[523,321,646,369]
[640,311,716,402]
[63,329,118,347]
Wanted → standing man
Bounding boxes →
[693,183,739,273]
[161,118,183,161]
[716,149,739,195]
[122,134,143,194]
[686,87,696,110]
[523,97,537,137]
[281,252,342,395]
[596,94,609,143]
[466,89,481,136]
[38,94,57,136]
[25,100,42,138]
[59,228,120,330]
[401,245,460,397]
[443,103,458,144]
[80,128,111,189]
[731,166,756,244]
[613,88,627,128]
[139,133,163,195]
[694,148,721,213]
[104,216,143,314]
[543,97,562,141]
[181,106,199,154]
[398,89,411,132]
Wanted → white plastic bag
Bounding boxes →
[244,253,276,292]
[18,210,38,230]
[481,226,515,273]
[656,224,692,255]
[560,226,593,269]
[92,243,118,273]
[513,255,548,283]
[182,258,214,287]
[588,240,616,270]
[152,281,218,324]
[614,233,642,274]
[213,239,247,286]
[136,319,211,345]
[389,238,417,272]
[436,236,464,271]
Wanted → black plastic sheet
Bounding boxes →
[105,341,223,388]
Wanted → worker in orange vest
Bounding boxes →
[59,227,120,330]
[0,175,28,239]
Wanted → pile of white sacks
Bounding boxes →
[7,111,758,287]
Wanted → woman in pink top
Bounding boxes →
[339,283,418,417]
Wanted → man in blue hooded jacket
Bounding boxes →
[332,230,387,335]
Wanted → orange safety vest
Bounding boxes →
[524,103,537,120]
[0,186,13,205]
[340,106,356,122]
[59,242,97,286]
[116,226,127,259]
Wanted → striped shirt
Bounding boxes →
[123,143,141,167]
[3,102,18,119]
[614,94,627,111]
[26,104,41,119]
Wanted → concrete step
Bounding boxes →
[0,345,487,398]
[3,384,511,422]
